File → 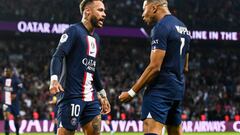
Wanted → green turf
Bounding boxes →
[0,132,239,135]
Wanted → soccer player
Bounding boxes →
[0,67,24,135]
[101,114,114,135]
[48,96,58,135]
[49,0,110,135]
[119,0,190,135]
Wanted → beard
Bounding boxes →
[90,15,101,28]
[147,16,157,26]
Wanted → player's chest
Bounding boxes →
[3,78,14,91]
[78,35,99,58]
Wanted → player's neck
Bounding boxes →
[156,8,171,22]
[81,19,94,34]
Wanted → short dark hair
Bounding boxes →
[79,0,103,15]
[145,0,168,6]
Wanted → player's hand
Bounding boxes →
[99,97,111,114]
[119,92,133,103]
[49,80,64,95]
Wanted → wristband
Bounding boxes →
[128,89,136,97]
[51,75,58,82]
[98,89,107,98]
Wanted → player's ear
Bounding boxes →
[153,3,162,14]
[152,4,158,14]
[85,7,91,17]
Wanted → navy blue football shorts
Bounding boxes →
[3,104,20,117]
[141,94,182,126]
[57,98,101,131]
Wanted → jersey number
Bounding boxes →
[71,104,80,117]
[180,37,185,56]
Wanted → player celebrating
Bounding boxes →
[0,67,24,135]
[49,0,110,135]
[119,0,190,135]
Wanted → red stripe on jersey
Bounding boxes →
[82,72,87,100]
[94,38,98,56]
[83,36,89,101]
[85,36,90,55]
[91,74,94,101]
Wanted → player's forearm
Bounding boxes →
[184,53,189,73]
[94,68,103,92]
[50,55,63,81]
[131,64,160,93]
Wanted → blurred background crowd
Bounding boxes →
[0,0,239,121]
[0,0,239,30]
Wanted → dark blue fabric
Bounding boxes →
[148,15,191,100]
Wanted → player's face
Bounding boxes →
[4,68,12,78]
[142,1,155,25]
[90,1,106,28]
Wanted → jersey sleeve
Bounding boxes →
[16,78,23,89]
[93,34,103,92]
[151,24,169,50]
[93,67,103,92]
[50,26,77,79]
[14,77,24,94]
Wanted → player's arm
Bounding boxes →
[184,53,189,73]
[50,26,76,95]
[16,77,24,91]
[119,24,168,103]
[184,37,190,73]
[94,66,111,114]
[119,50,165,102]
[132,49,165,92]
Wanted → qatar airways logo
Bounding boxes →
[82,58,96,72]
[1,120,240,133]
[17,21,69,34]
[4,86,13,92]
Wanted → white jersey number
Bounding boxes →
[180,37,185,56]
[71,104,80,117]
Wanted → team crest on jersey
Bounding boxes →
[71,117,77,126]
[60,33,68,43]
[87,36,97,57]
[91,42,95,49]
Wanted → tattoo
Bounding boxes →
[92,115,101,134]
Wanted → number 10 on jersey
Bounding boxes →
[71,104,80,117]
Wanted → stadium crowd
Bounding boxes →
[0,0,239,123]
[0,0,239,29]
[0,38,239,121]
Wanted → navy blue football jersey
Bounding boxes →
[0,76,23,107]
[148,15,190,100]
[50,23,103,103]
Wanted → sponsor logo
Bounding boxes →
[4,86,13,92]
[82,58,96,72]
[1,120,240,133]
